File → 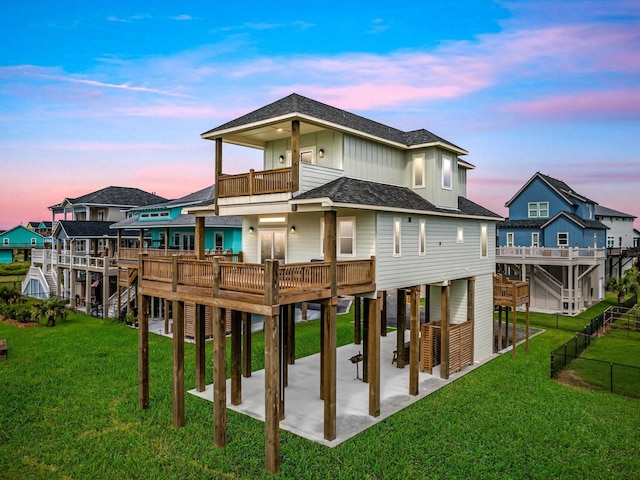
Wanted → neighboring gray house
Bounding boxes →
[595,205,639,279]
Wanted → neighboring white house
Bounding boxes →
[595,204,640,278]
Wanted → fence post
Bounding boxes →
[610,362,613,393]
[563,344,567,367]
[574,336,578,359]
[556,314,559,329]
[550,353,554,379]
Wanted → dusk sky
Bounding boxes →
[1,1,639,230]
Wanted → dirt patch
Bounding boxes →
[554,368,600,390]
[0,315,39,328]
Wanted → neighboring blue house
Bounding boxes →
[0,225,45,263]
[496,172,607,315]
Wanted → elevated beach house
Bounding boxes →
[134,93,502,472]
[496,172,607,315]
[594,205,639,279]
[0,225,44,264]
[22,186,166,308]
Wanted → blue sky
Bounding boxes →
[1,0,639,228]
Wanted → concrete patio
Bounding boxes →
[188,331,501,447]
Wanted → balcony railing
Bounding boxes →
[217,167,293,198]
[493,279,529,307]
[118,248,243,265]
[496,246,605,260]
[58,254,117,269]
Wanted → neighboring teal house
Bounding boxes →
[111,184,242,252]
[0,225,45,263]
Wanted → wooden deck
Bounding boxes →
[493,277,529,307]
[217,167,293,198]
[136,255,376,312]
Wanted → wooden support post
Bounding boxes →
[195,304,206,392]
[381,291,387,336]
[212,258,226,447]
[468,277,475,362]
[440,283,450,380]
[354,296,361,345]
[409,286,419,396]
[396,288,406,369]
[242,312,252,377]
[281,305,288,390]
[363,298,369,383]
[195,216,205,260]
[512,298,517,360]
[172,300,185,427]
[287,303,295,365]
[291,120,300,193]
[301,302,308,322]
[215,138,222,215]
[264,260,280,474]
[322,297,337,441]
[319,302,324,399]
[164,298,170,335]
[368,293,381,417]
[525,300,530,353]
[231,309,242,406]
[138,293,149,409]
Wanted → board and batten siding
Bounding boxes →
[343,135,406,185]
[263,131,343,171]
[375,213,496,291]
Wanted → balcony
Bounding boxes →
[217,167,293,198]
[493,275,529,307]
[118,248,243,266]
[496,246,605,263]
[138,255,376,307]
[57,253,117,271]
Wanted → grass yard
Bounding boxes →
[1,309,639,479]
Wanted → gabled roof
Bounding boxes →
[504,172,597,208]
[291,177,501,220]
[201,93,467,154]
[49,186,167,210]
[0,225,44,239]
[595,205,636,219]
[540,211,608,230]
[54,221,140,239]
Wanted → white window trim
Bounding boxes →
[418,219,426,256]
[214,232,224,250]
[457,227,464,244]
[442,155,452,190]
[338,217,356,257]
[506,232,514,247]
[531,232,539,247]
[3,238,9,246]
[287,146,316,166]
[480,223,488,257]
[412,153,425,188]
[393,217,402,257]
[557,232,569,247]
[528,201,549,218]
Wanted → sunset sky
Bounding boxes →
[1,0,639,229]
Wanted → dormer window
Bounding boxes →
[442,155,452,190]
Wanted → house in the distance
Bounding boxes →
[496,172,607,315]
[0,225,44,264]
[594,205,639,279]
[26,221,53,238]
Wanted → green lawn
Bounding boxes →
[1,310,639,479]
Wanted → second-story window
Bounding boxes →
[215,232,224,250]
[528,202,549,218]
[457,227,464,244]
[442,155,452,190]
[31,238,37,246]
[480,223,488,257]
[419,219,426,256]
[506,232,514,247]
[558,232,569,247]
[393,217,401,257]
[607,237,614,248]
[531,232,540,247]
[3,238,9,246]
[413,153,425,188]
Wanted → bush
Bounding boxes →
[0,286,21,305]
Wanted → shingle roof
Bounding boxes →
[541,211,608,230]
[595,205,636,219]
[51,186,167,209]
[537,173,597,204]
[56,221,140,238]
[202,93,465,151]
[131,185,215,211]
[292,177,501,219]
[110,214,241,230]
[497,219,546,229]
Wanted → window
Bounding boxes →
[98,211,104,221]
[159,233,166,248]
[419,219,426,256]
[31,238,37,246]
[457,227,464,244]
[2,238,8,246]
[557,232,568,247]
[531,232,539,247]
[173,233,180,248]
[480,223,488,257]
[442,155,452,190]
[619,237,623,247]
[287,147,316,165]
[413,153,425,188]
[393,217,401,257]
[506,232,514,247]
[607,237,614,248]
[338,218,355,256]
[214,232,224,250]
[528,202,549,218]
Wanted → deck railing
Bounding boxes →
[217,167,293,198]
[496,246,605,260]
[139,255,374,297]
